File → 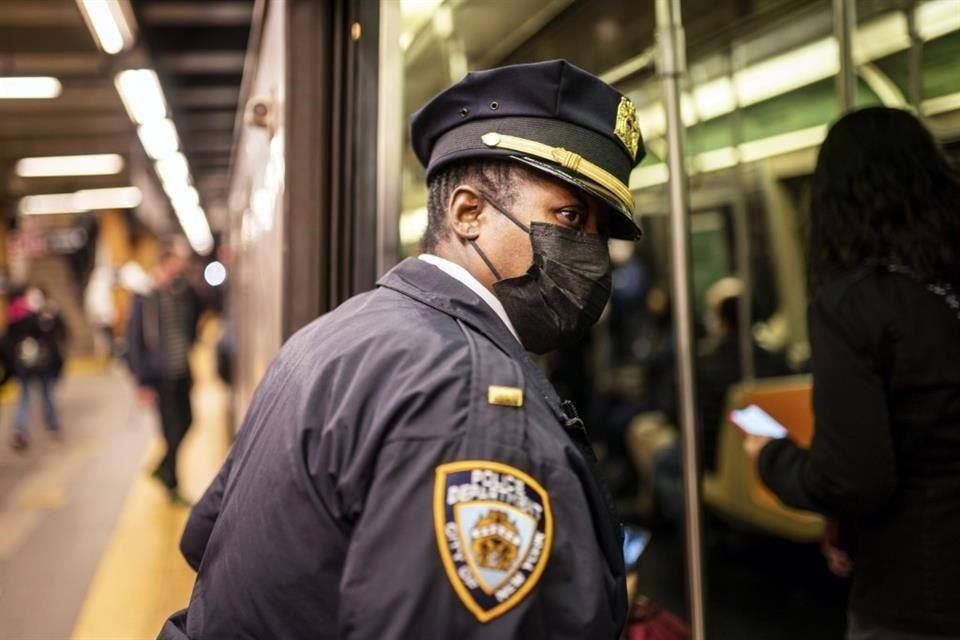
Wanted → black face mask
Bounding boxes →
[470,195,612,354]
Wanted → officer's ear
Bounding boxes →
[448,186,483,241]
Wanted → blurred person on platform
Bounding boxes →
[126,239,201,503]
[7,286,66,451]
[745,107,960,639]
[85,265,118,360]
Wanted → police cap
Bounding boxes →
[410,59,645,240]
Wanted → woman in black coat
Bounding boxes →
[745,107,960,639]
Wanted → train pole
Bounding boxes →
[834,0,857,113]
[906,0,923,114]
[655,0,707,637]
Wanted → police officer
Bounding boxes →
[159,59,646,639]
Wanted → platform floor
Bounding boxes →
[0,328,229,640]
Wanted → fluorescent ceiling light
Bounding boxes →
[854,12,909,62]
[735,38,838,107]
[76,0,133,54]
[693,77,737,120]
[629,163,670,189]
[636,103,666,140]
[16,154,124,177]
[155,152,189,186]
[138,119,179,160]
[0,77,62,99]
[115,69,167,124]
[917,0,960,41]
[680,92,699,127]
[633,7,960,141]
[738,124,827,163]
[630,124,828,191]
[19,186,142,215]
[924,91,960,116]
[169,185,200,213]
[173,205,214,254]
[695,147,740,173]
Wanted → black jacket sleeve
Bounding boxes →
[758,296,897,519]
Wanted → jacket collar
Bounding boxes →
[378,258,527,362]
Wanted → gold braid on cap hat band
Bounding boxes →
[481,132,635,213]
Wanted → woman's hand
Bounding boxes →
[137,386,156,407]
[743,434,773,464]
[822,539,854,577]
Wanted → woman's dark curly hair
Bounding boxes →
[807,107,960,295]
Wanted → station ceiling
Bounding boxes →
[0,0,253,238]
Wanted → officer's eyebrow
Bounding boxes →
[556,189,589,212]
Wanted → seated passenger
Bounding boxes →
[744,107,960,639]
[697,277,791,471]
[646,278,789,525]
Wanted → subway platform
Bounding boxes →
[0,324,229,640]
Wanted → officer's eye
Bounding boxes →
[556,208,586,229]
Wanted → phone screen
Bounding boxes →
[730,404,789,439]
[622,526,651,570]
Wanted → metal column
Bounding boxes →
[834,0,857,112]
[906,1,923,113]
[656,0,706,637]
[376,0,403,275]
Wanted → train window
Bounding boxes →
[385,1,960,637]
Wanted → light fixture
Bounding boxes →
[154,152,189,187]
[19,186,142,215]
[693,77,737,120]
[629,164,670,190]
[138,119,180,160]
[629,124,829,191]
[173,205,214,254]
[16,154,124,177]
[204,261,227,287]
[924,91,960,116]
[76,0,133,54]
[737,124,827,163]
[0,77,62,99]
[734,38,839,107]
[114,63,212,254]
[854,12,909,62]
[115,69,167,125]
[169,185,200,213]
[695,147,740,173]
[917,0,960,41]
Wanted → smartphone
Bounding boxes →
[622,526,651,570]
[730,404,789,439]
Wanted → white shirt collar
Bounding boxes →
[418,254,521,343]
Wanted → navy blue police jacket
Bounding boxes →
[159,257,627,639]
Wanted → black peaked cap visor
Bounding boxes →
[427,117,643,240]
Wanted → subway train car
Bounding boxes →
[224,0,960,638]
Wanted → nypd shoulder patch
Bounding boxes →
[434,460,553,623]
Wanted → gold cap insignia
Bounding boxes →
[614,96,641,161]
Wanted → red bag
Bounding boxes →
[623,596,692,640]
